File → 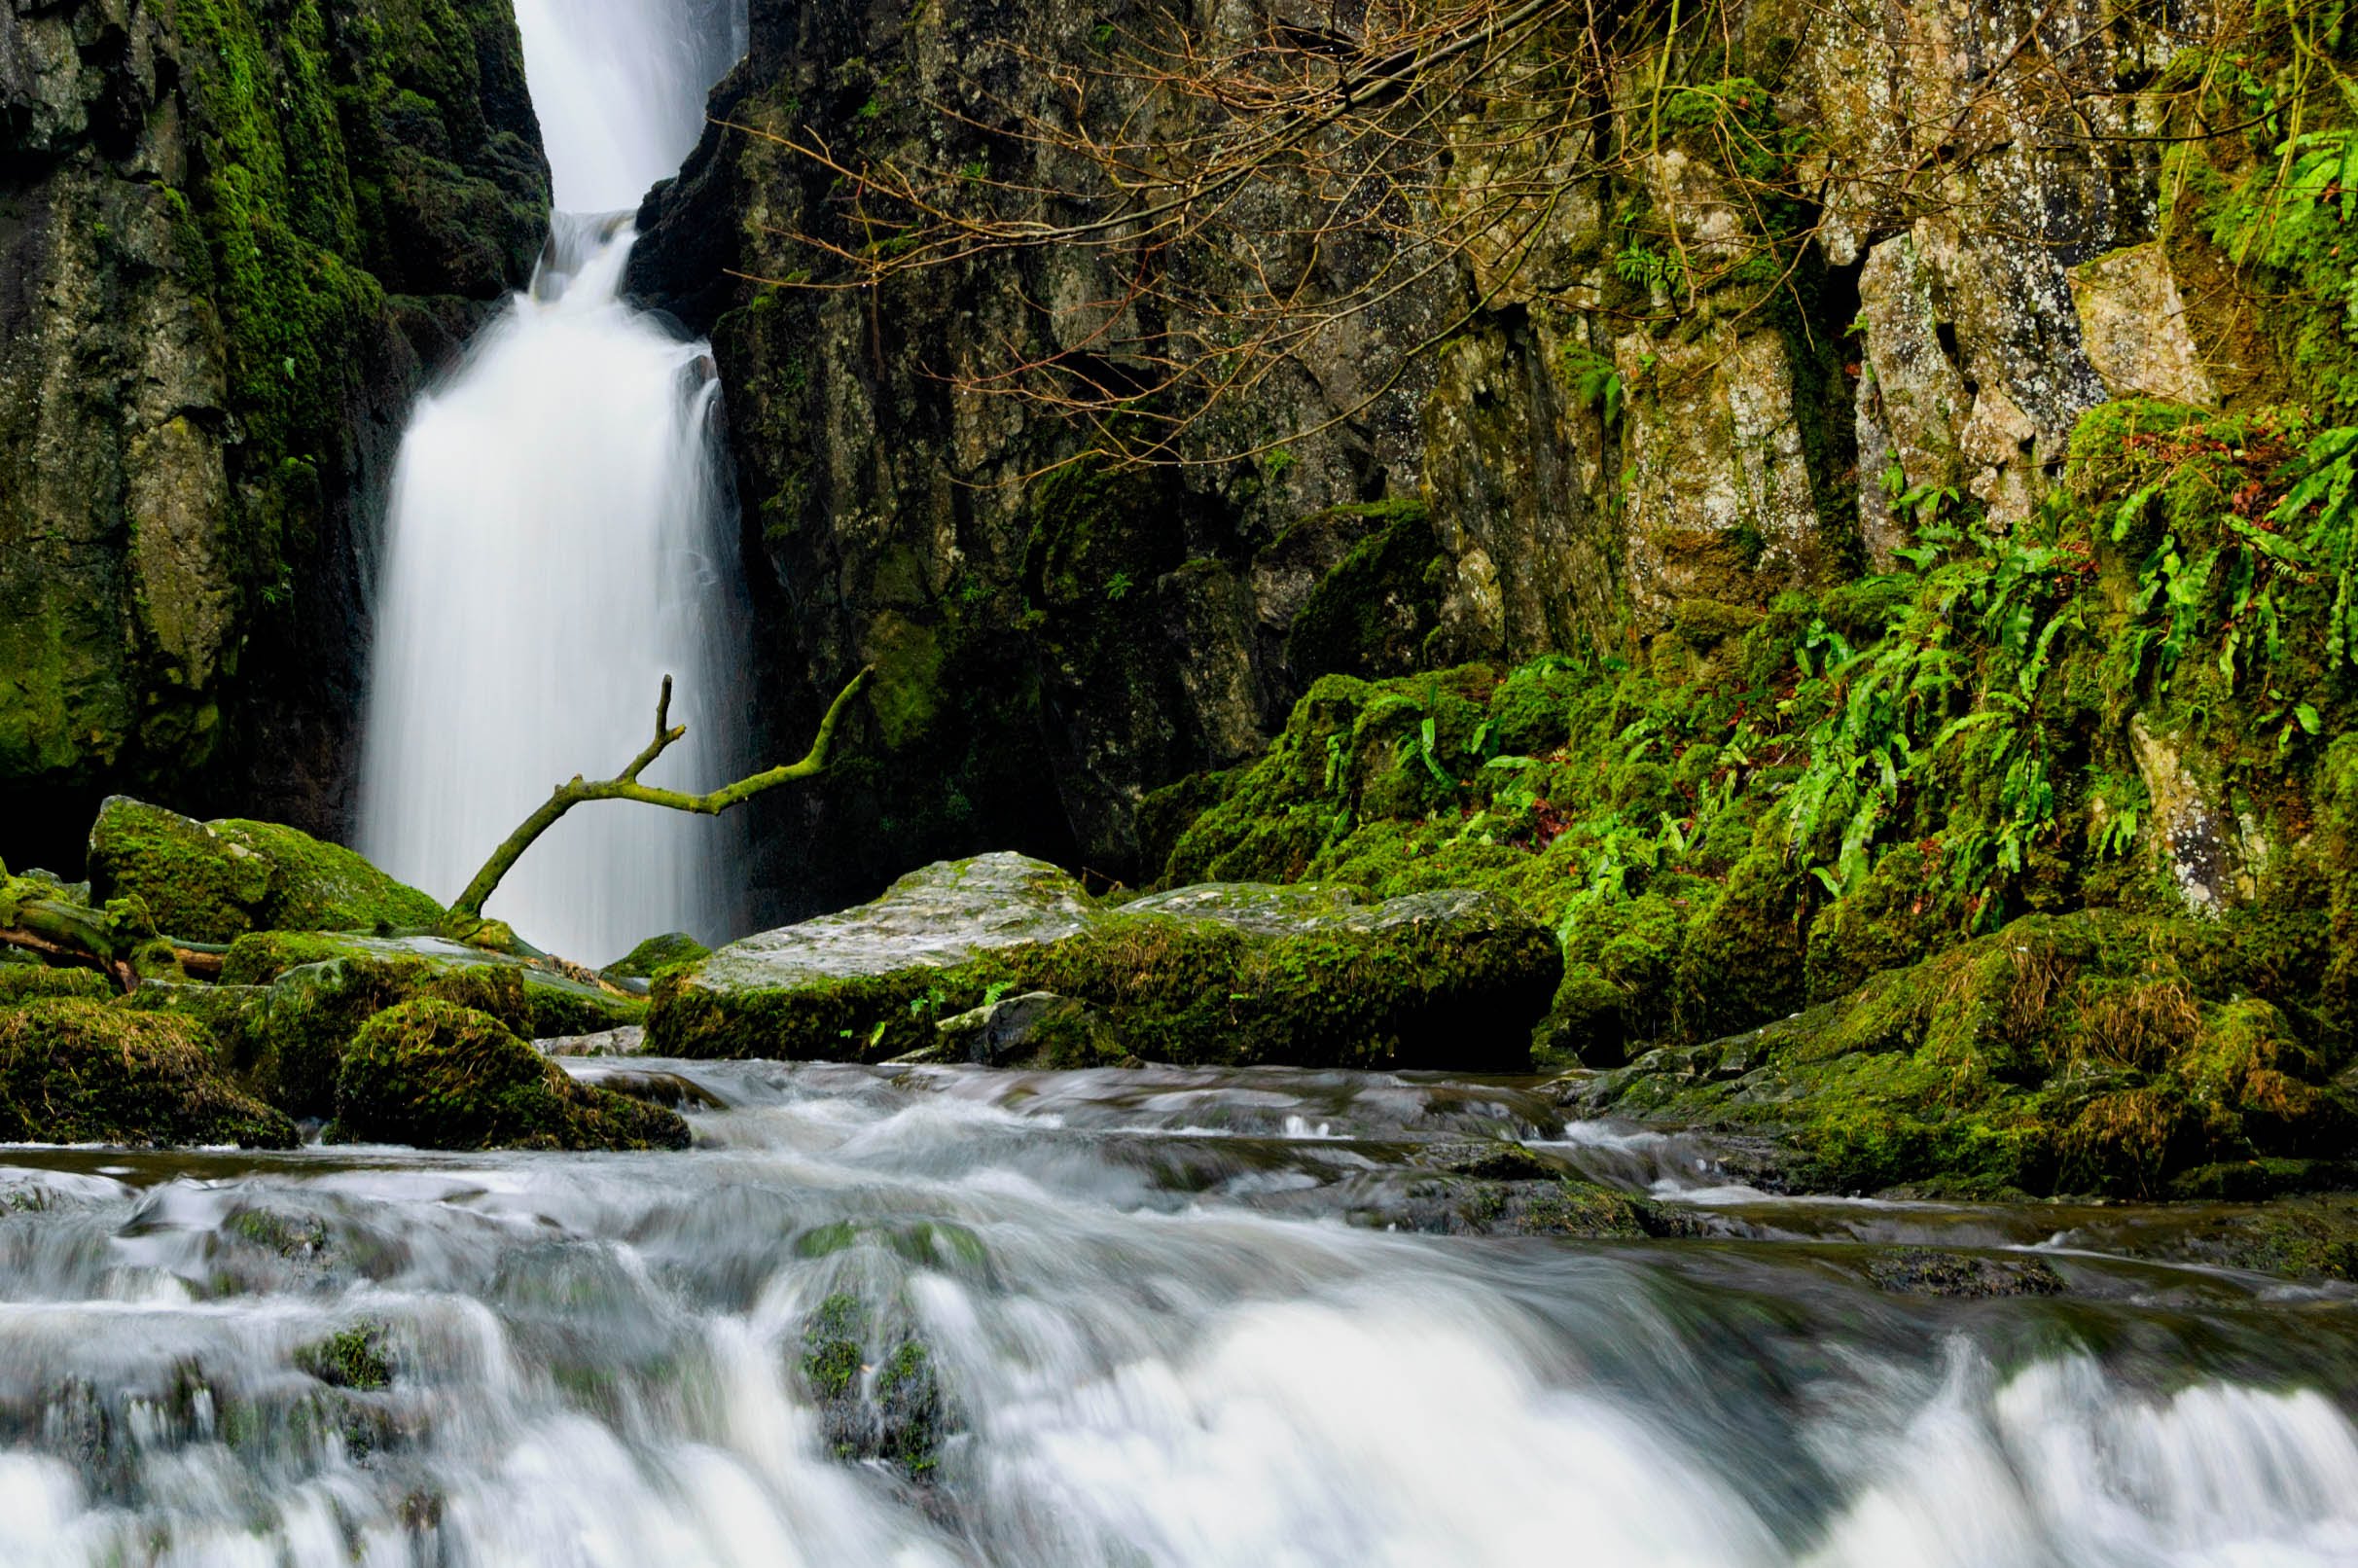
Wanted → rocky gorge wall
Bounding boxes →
[0,0,548,867]
[625,0,2294,917]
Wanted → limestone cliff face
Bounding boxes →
[0,0,546,864]
[631,0,2290,915]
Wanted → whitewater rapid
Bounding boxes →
[0,1060,2355,1566]
[357,0,746,964]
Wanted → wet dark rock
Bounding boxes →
[921,991,1125,1070]
[1408,1139,1560,1182]
[1364,1174,1659,1240]
[0,0,548,849]
[1866,1249,2068,1300]
[797,1292,948,1479]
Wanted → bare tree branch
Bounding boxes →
[443,667,875,935]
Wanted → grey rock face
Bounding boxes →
[625,0,2225,909]
[0,0,548,860]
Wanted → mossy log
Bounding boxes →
[438,668,873,943]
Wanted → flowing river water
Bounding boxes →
[2,1059,2357,1566]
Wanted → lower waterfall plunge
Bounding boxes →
[358,0,746,964]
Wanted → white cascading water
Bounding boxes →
[6,1061,2358,1565]
[357,0,744,963]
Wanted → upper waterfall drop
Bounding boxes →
[357,0,749,964]
[511,0,734,212]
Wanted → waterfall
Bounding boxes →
[357,0,746,964]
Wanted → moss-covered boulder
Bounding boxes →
[107,932,646,1121]
[88,798,443,943]
[333,1000,689,1151]
[215,935,644,1119]
[647,853,1559,1068]
[1572,909,2353,1199]
[600,932,711,983]
[0,999,296,1147]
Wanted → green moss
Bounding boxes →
[1804,843,1966,1002]
[88,799,441,943]
[332,999,689,1151]
[601,932,711,982]
[801,1293,864,1400]
[1284,501,1445,681]
[1582,908,2354,1198]
[297,1324,391,1391]
[0,967,114,1005]
[0,1000,296,1147]
[797,1292,947,1477]
[219,931,359,985]
[211,818,444,931]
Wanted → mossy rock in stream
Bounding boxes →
[138,935,646,1120]
[0,999,297,1147]
[87,798,443,943]
[646,853,1560,1069]
[1570,908,2355,1199]
[333,1000,688,1151]
[797,1292,947,1477]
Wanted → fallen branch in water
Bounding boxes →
[439,667,874,943]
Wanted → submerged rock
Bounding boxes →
[87,799,444,943]
[333,1000,688,1152]
[796,1292,948,1478]
[1866,1250,2067,1300]
[0,999,296,1148]
[648,853,1560,1069]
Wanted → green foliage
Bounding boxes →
[1782,513,2091,914]
[1559,346,1626,426]
[2180,7,2358,408]
[1613,240,1686,297]
[1134,392,2358,1076]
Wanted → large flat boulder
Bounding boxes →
[647,853,1559,1069]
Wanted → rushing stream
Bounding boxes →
[356,0,747,964]
[2,1059,2357,1565]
